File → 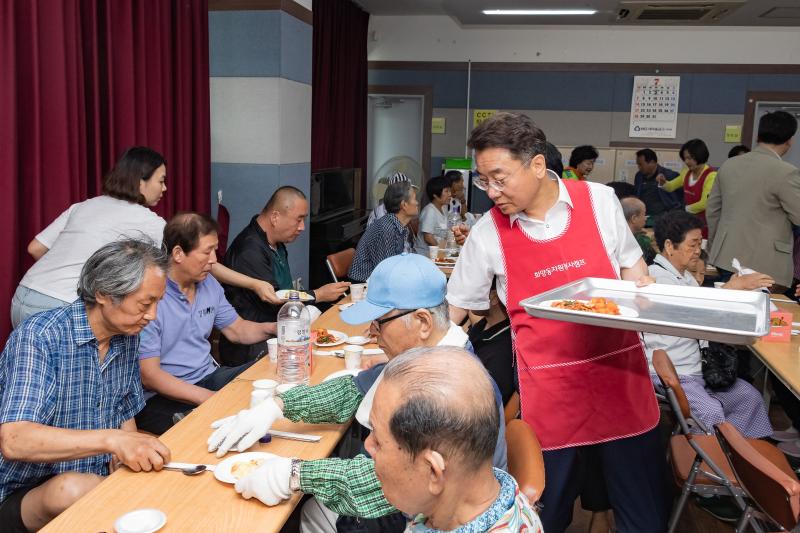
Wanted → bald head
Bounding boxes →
[621,196,646,233]
[163,212,219,255]
[262,185,306,215]
[381,346,498,469]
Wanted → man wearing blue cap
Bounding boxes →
[207,253,507,533]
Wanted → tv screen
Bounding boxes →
[310,168,355,219]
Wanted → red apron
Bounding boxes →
[682,166,715,238]
[492,180,659,450]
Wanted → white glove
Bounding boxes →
[235,456,293,506]
[207,398,283,457]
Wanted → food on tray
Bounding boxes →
[437,258,456,265]
[231,458,266,480]
[551,297,621,316]
[314,328,339,344]
[771,316,789,327]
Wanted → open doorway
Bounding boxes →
[366,85,432,209]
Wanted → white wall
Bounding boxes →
[368,15,800,64]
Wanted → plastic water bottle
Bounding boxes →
[277,292,310,385]
[445,206,461,253]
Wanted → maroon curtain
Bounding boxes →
[311,0,369,200]
[0,0,210,344]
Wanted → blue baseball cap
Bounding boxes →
[340,253,447,325]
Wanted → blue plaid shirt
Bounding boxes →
[348,213,409,282]
[0,300,145,502]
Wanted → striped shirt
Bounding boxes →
[349,213,409,282]
[0,300,145,502]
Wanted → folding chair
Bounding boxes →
[652,349,750,532]
[716,421,800,532]
[506,418,545,504]
[325,248,355,282]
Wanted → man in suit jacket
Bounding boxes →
[707,111,800,286]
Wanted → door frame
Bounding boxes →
[742,91,800,147]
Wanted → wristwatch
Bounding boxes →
[289,458,303,492]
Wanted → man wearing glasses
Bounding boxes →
[207,253,507,533]
[447,112,669,533]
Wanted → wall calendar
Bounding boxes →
[629,76,680,138]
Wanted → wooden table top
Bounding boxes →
[42,301,374,533]
[751,297,800,398]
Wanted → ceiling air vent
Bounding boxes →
[617,1,745,23]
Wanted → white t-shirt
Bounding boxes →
[20,196,166,302]
[447,179,642,310]
[415,202,448,254]
[642,255,704,376]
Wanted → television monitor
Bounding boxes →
[310,168,355,220]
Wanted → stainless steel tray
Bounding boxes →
[520,277,770,345]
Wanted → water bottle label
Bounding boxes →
[279,323,309,344]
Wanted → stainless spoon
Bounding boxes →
[163,463,210,476]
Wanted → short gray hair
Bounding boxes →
[78,238,169,306]
[621,196,645,222]
[382,346,498,469]
[383,181,415,214]
[400,301,450,331]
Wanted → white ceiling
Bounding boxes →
[353,0,800,26]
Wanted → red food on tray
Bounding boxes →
[551,297,621,316]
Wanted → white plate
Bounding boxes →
[540,299,639,318]
[433,260,457,268]
[214,452,278,484]
[275,290,314,302]
[323,368,361,382]
[114,508,167,533]
[314,329,346,347]
[339,302,355,310]
[346,335,372,345]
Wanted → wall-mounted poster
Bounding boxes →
[629,76,680,139]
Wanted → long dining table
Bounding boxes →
[41,298,374,533]
[750,296,800,400]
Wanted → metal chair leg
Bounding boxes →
[668,458,701,533]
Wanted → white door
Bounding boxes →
[366,95,424,209]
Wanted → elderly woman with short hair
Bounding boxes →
[348,181,419,282]
[644,210,773,438]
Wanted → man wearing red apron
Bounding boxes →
[447,113,669,533]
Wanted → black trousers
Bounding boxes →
[136,361,255,434]
[539,426,671,533]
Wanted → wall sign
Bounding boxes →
[473,109,498,129]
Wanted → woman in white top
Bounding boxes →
[414,175,451,254]
[644,210,773,438]
[11,147,278,327]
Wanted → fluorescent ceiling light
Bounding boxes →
[482,9,598,15]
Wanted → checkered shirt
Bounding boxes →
[0,300,145,502]
[348,213,409,282]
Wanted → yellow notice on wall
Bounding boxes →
[473,109,498,129]
[432,117,446,134]
[724,124,742,143]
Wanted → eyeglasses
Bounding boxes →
[471,158,531,192]
[370,309,415,332]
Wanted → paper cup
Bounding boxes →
[250,389,271,408]
[428,245,439,260]
[252,379,278,396]
[276,383,297,395]
[267,338,278,362]
[344,345,363,370]
[350,283,367,302]
[714,281,725,289]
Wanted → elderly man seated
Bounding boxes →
[208,253,507,533]
[621,196,656,265]
[0,239,172,532]
[368,346,543,531]
[136,213,278,435]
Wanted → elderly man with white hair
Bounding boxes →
[367,346,543,532]
[208,253,507,533]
